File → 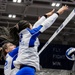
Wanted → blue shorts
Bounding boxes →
[16,66,36,75]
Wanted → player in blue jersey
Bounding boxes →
[0,42,19,75]
[9,5,68,75]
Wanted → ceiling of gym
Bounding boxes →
[0,0,75,45]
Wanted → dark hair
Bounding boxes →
[10,26,19,45]
[17,20,31,32]
[9,20,31,45]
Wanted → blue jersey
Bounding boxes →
[4,47,19,75]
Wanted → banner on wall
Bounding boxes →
[39,44,75,70]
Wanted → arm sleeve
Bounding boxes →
[40,13,58,32]
[32,16,46,28]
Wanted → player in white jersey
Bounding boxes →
[0,9,55,75]
[9,5,68,75]
[0,42,19,75]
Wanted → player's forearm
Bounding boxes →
[33,9,55,29]
[40,13,58,32]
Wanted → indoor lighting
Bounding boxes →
[56,3,60,7]
[51,3,56,6]
[8,14,12,18]
[13,0,22,3]
[17,0,22,3]
[51,2,60,7]
[8,14,16,18]
[13,0,17,2]
[12,15,16,18]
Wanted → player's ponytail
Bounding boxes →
[10,26,19,45]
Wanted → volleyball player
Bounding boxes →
[0,42,19,75]
[9,5,68,75]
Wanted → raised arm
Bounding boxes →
[40,5,68,32]
[32,9,55,28]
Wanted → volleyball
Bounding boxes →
[66,47,75,61]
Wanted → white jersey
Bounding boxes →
[4,47,19,75]
[14,13,58,70]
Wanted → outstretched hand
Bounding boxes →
[57,5,68,15]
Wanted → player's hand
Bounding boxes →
[57,5,68,15]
